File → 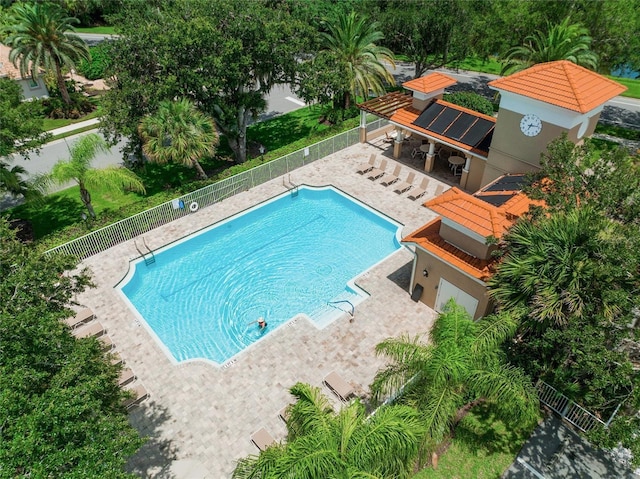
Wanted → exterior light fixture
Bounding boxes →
[422,268,429,277]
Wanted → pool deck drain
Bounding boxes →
[76,141,447,478]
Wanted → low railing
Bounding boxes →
[536,380,615,432]
[45,118,388,260]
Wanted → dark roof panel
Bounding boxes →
[446,113,476,140]
[409,101,496,155]
[483,175,529,192]
[412,102,444,129]
[429,108,460,134]
[461,118,495,146]
[476,194,515,207]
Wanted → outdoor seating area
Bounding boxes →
[359,152,450,201]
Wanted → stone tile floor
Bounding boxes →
[76,140,450,478]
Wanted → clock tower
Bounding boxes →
[476,61,626,191]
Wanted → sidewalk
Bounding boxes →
[49,117,101,137]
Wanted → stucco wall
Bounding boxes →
[18,77,49,101]
[439,222,495,260]
[411,248,493,320]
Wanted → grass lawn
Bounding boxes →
[13,182,145,239]
[447,56,503,76]
[41,110,100,131]
[75,26,116,34]
[606,76,640,98]
[412,405,538,479]
[247,104,333,153]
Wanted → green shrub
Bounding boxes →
[444,91,495,116]
[39,80,96,119]
[77,44,111,81]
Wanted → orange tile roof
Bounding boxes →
[489,60,627,113]
[402,218,493,280]
[423,184,542,238]
[0,44,24,79]
[402,72,457,94]
[389,100,496,156]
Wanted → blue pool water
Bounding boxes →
[117,186,402,364]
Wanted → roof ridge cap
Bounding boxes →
[563,62,586,112]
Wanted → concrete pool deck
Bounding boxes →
[75,140,449,477]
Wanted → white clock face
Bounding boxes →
[520,114,542,137]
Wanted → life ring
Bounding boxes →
[189,201,199,212]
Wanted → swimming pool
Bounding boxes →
[117,186,402,365]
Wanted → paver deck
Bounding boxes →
[75,140,450,478]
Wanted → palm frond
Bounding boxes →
[287,383,335,440]
[468,364,539,424]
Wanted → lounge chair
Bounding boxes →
[251,427,276,451]
[278,405,290,423]
[407,177,431,201]
[73,322,105,339]
[99,335,114,351]
[123,384,149,409]
[118,368,136,387]
[65,308,94,329]
[434,184,447,196]
[356,154,376,174]
[393,171,416,194]
[324,371,355,402]
[109,352,124,366]
[366,159,388,181]
[379,165,402,186]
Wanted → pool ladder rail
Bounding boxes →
[283,174,299,197]
[134,237,156,266]
[327,300,355,321]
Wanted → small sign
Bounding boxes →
[304,147,309,157]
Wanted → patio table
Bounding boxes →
[448,155,465,176]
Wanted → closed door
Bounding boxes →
[435,278,479,318]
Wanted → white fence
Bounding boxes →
[536,380,617,432]
[46,118,388,260]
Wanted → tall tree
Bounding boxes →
[233,382,425,478]
[4,2,90,105]
[0,219,144,477]
[489,135,640,463]
[138,99,218,180]
[102,0,309,163]
[44,133,145,218]
[501,17,598,75]
[318,10,395,109]
[0,77,49,158]
[0,160,44,202]
[371,301,538,463]
[378,0,468,78]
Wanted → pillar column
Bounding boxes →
[424,140,436,172]
[393,128,404,159]
[459,155,471,190]
[359,110,367,143]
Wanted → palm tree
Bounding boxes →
[138,99,218,180]
[371,301,538,463]
[233,382,425,478]
[489,208,627,328]
[0,160,44,202]
[501,17,598,75]
[4,2,89,106]
[321,11,396,109]
[44,133,145,218]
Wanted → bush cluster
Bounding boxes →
[77,44,112,81]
